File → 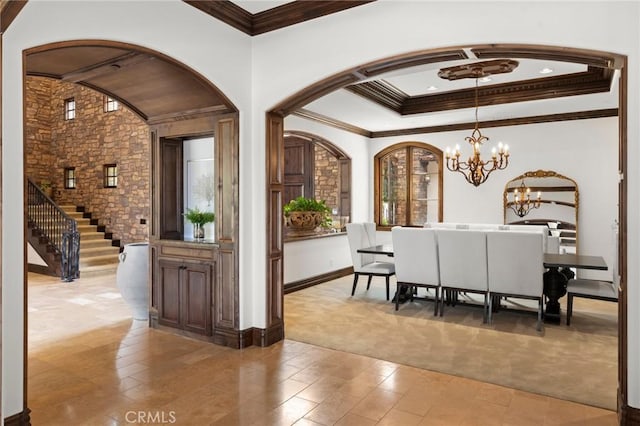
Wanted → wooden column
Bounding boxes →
[262,112,285,346]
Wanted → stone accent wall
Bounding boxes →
[25,78,55,185]
[314,145,339,213]
[25,76,150,245]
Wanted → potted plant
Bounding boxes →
[283,196,331,236]
[184,207,215,239]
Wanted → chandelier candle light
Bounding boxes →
[439,59,518,186]
[508,180,542,217]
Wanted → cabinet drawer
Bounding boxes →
[159,244,215,260]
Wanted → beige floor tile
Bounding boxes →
[349,387,403,421]
[27,272,618,425]
[378,408,424,425]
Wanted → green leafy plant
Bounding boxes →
[284,196,332,228]
[184,207,215,226]
[40,180,52,190]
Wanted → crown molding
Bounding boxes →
[184,0,374,36]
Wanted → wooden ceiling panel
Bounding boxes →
[26,43,234,123]
[26,46,132,78]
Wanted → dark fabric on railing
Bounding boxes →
[27,178,80,281]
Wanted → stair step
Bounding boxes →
[80,239,114,249]
[77,224,98,233]
[80,232,106,241]
[80,246,121,257]
[79,254,120,268]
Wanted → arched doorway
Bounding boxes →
[266,44,628,415]
[22,39,240,421]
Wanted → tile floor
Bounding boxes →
[27,272,618,425]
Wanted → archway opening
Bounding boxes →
[267,44,627,412]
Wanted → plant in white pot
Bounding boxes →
[185,207,215,239]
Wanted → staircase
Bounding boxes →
[59,205,121,276]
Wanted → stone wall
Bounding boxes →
[25,76,150,245]
[25,78,55,185]
[314,145,339,213]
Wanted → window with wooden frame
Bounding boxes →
[103,164,118,188]
[374,142,443,228]
[64,98,75,120]
[104,95,119,112]
[64,167,76,189]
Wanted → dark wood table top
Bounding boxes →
[357,244,394,257]
[543,253,608,270]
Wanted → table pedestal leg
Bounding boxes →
[543,266,568,324]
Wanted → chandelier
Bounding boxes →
[439,59,518,187]
[508,180,541,217]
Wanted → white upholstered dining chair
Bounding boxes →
[391,227,440,314]
[346,222,395,300]
[566,224,619,325]
[436,229,489,321]
[486,231,545,331]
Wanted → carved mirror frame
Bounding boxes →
[503,169,579,252]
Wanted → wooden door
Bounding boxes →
[182,262,212,335]
[284,137,314,205]
[157,258,182,328]
[159,138,183,239]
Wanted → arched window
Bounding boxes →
[284,131,351,219]
[374,142,443,228]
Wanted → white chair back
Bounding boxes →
[547,236,560,254]
[392,227,439,285]
[486,231,544,298]
[437,229,488,291]
[346,222,376,272]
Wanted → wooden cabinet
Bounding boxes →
[157,258,212,335]
[149,114,244,348]
[152,241,215,337]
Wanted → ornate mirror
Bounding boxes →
[503,170,579,253]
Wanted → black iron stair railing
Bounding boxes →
[27,178,80,281]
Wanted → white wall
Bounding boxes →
[27,244,47,267]
[252,1,639,406]
[2,0,252,417]
[284,235,351,283]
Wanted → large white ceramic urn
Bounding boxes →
[116,242,150,320]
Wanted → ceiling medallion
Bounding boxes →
[441,59,519,187]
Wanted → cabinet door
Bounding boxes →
[182,262,212,335]
[157,259,182,328]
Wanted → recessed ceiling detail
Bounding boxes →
[346,65,613,116]
[437,59,519,80]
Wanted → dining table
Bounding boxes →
[357,245,608,322]
[542,252,608,324]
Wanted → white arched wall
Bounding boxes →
[2,0,252,417]
[252,1,639,407]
